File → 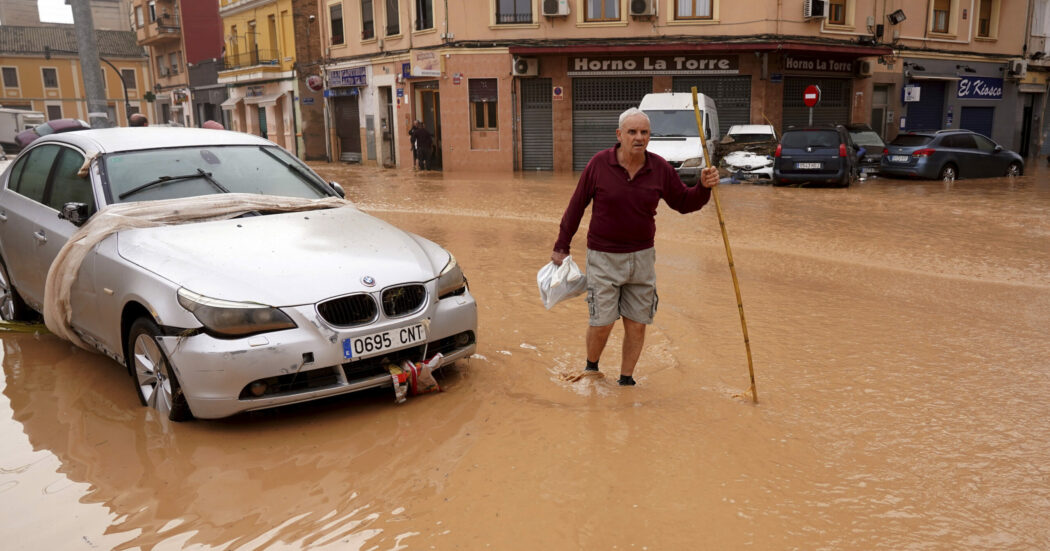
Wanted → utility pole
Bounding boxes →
[69,0,111,128]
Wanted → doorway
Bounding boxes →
[871,84,890,138]
[416,83,442,170]
[379,86,396,166]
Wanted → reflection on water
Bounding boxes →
[1,163,1049,549]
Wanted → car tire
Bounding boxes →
[0,258,33,322]
[939,164,958,181]
[1006,162,1023,177]
[126,317,194,422]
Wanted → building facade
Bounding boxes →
[217,0,300,153]
[314,0,1046,172]
[0,26,150,126]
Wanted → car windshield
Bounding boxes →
[781,130,839,148]
[727,133,776,143]
[102,145,331,204]
[890,135,933,147]
[849,130,884,147]
[643,110,700,138]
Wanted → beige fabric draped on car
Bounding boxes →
[43,193,355,351]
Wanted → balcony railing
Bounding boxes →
[222,49,282,70]
[496,11,532,24]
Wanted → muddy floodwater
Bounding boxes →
[2,162,1049,550]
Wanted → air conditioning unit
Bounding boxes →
[803,0,827,19]
[512,56,539,77]
[630,0,656,16]
[542,0,569,17]
[1008,59,1027,78]
[857,60,873,77]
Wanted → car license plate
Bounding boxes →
[343,324,426,359]
[796,162,821,169]
[890,155,909,163]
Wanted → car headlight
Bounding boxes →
[177,288,297,338]
[435,253,467,299]
[681,157,705,168]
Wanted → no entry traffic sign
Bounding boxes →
[803,85,821,107]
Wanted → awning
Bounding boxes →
[509,42,893,57]
[220,96,241,110]
[244,92,283,105]
[908,75,961,81]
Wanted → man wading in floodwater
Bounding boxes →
[551,107,719,386]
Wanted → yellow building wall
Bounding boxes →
[220,0,297,73]
[1,55,151,126]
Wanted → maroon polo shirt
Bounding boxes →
[554,145,711,255]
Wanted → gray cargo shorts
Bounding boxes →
[585,247,658,327]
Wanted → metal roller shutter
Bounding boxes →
[783,77,851,129]
[904,81,945,132]
[672,76,752,134]
[572,77,652,171]
[959,106,994,138]
[521,78,553,170]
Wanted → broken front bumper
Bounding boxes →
[159,290,477,419]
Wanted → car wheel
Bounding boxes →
[127,317,193,422]
[0,259,32,322]
[939,164,957,181]
[1006,162,1023,177]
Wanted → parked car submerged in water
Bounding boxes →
[773,125,861,187]
[846,124,885,177]
[0,128,477,421]
[879,129,1024,180]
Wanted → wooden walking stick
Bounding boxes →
[690,87,758,404]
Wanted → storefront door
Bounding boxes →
[673,76,752,134]
[960,106,994,139]
[334,96,362,162]
[783,77,851,128]
[905,81,945,131]
[418,85,442,170]
[571,77,652,171]
[521,78,553,171]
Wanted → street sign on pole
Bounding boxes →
[804,84,821,126]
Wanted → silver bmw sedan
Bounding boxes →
[0,127,477,421]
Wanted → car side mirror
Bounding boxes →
[59,202,90,227]
[994,145,1003,153]
[329,181,346,198]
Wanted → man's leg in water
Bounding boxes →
[586,323,615,371]
[618,318,646,385]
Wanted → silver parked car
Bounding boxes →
[0,128,477,421]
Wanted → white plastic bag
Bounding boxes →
[537,255,587,310]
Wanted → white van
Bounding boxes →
[639,93,719,186]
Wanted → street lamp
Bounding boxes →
[45,45,133,122]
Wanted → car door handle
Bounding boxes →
[0,211,6,222]
[33,230,47,244]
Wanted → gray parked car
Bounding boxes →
[0,128,477,421]
[879,129,1024,180]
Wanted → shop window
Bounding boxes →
[2,67,18,88]
[42,68,58,88]
[416,0,434,30]
[828,0,846,24]
[469,79,498,130]
[330,3,345,45]
[675,0,712,19]
[931,0,951,33]
[122,69,137,90]
[362,0,375,39]
[386,0,400,34]
[586,0,619,21]
[496,0,532,23]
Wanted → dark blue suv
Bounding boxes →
[773,126,860,188]
[879,129,1024,180]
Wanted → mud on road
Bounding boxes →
[2,164,1049,549]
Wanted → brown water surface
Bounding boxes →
[2,163,1049,549]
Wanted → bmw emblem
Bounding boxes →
[362,276,376,287]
